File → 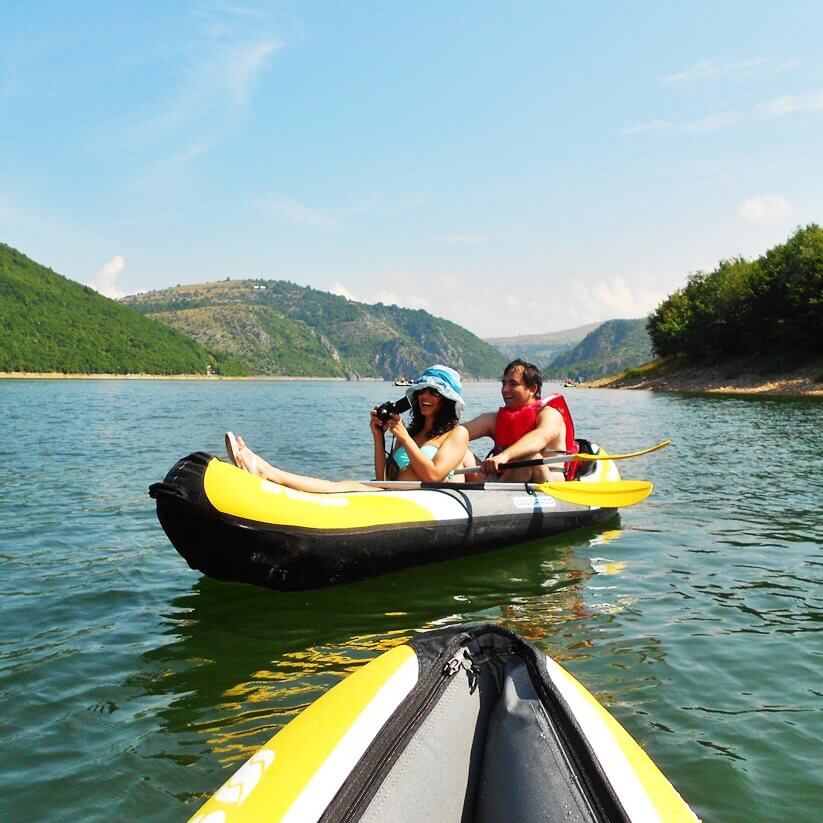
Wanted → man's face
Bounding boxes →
[501,367,537,409]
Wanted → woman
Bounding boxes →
[225,365,469,492]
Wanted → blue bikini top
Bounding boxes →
[392,443,439,471]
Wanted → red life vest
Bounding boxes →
[494,394,580,480]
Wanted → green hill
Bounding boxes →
[486,322,602,363]
[0,243,249,375]
[545,318,653,379]
[122,280,506,379]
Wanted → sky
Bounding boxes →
[1,1,822,337]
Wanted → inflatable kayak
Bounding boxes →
[150,443,624,591]
[190,624,697,822]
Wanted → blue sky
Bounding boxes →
[2,2,821,337]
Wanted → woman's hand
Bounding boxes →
[369,407,387,437]
[385,413,410,442]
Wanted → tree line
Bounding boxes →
[647,225,822,360]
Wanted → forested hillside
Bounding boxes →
[648,225,822,361]
[123,280,506,379]
[0,244,248,374]
[545,318,652,379]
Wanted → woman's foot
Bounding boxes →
[225,432,259,475]
[225,432,242,466]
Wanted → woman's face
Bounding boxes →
[415,386,443,416]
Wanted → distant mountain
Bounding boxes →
[0,243,248,375]
[486,322,603,364]
[546,318,653,379]
[122,280,506,379]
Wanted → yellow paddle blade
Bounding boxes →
[534,480,653,508]
[573,439,672,462]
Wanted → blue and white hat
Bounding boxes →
[405,365,465,419]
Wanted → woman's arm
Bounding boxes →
[370,408,389,480]
[391,422,469,482]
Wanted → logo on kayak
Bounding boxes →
[512,495,556,510]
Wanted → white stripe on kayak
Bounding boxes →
[545,657,662,823]
[281,654,419,823]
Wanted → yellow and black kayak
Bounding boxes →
[190,624,698,822]
[150,444,625,590]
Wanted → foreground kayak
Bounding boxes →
[190,624,697,822]
[150,443,624,590]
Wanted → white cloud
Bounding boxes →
[252,194,342,231]
[89,255,128,299]
[579,276,665,319]
[373,289,429,309]
[738,194,793,223]
[331,282,357,300]
[661,58,765,85]
[756,90,823,118]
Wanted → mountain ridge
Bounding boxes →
[122,279,507,379]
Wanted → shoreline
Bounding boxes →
[0,372,377,381]
[584,359,822,398]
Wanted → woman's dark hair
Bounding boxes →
[407,391,459,438]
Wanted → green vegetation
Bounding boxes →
[124,280,506,378]
[0,243,249,374]
[648,225,822,361]
[544,318,653,379]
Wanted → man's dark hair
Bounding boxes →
[504,358,543,398]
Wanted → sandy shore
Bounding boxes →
[586,360,822,398]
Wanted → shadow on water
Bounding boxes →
[137,518,623,767]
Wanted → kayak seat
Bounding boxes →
[573,438,597,479]
[357,635,602,823]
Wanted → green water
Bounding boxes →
[1,380,821,821]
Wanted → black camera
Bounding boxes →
[375,396,411,423]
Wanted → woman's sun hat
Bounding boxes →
[406,365,465,418]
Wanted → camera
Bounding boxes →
[375,396,411,423]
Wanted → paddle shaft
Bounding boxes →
[451,438,671,475]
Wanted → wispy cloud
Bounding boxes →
[252,194,342,231]
[738,194,793,223]
[623,87,823,137]
[622,112,738,135]
[129,38,281,143]
[756,90,823,118]
[661,58,765,85]
[88,255,129,298]
[431,234,488,245]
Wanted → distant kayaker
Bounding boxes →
[462,359,577,482]
[225,365,469,490]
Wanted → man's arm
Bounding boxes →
[462,412,497,441]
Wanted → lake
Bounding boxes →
[1,379,821,821]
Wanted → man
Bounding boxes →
[463,359,577,482]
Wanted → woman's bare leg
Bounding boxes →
[235,436,374,493]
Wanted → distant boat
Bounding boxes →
[563,380,577,388]
[394,377,413,386]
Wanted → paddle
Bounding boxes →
[452,439,672,475]
[363,479,653,508]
